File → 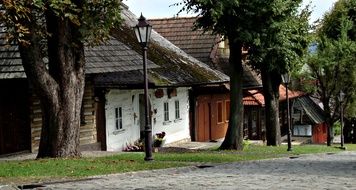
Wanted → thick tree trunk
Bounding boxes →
[220,42,244,150]
[261,70,281,146]
[18,7,85,158]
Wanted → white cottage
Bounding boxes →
[90,7,228,151]
[104,87,190,151]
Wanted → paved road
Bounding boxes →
[37,151,356,190]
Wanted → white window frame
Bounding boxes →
[293,125,312,137]
[164,102,169,122]
[115,107,123,130]
[175,100,180,119]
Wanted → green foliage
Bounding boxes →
[182,0,286,44]
[301,0,356,119]
[182,0,310,73]
[0,0,122,46]
[247,0,311,74]
[242,140,252,150]
[319,0,356,41]
[333,121,341,136]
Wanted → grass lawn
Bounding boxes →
[1,144,355,185]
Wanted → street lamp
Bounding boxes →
[338,91,345,149]
[281,73,292,151]
[133,14,153,161]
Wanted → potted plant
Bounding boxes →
[153,131,166,147]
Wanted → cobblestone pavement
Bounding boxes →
[38,151,356,190]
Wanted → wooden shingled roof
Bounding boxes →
[149,17,217,64]
[0,27,159,79]
[0,28,23,79]
[243,85,305,106]
[148,17,262,89]
[0,5,229,88]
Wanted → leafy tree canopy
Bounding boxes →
[247,0,310,74]
[302,0,356,119]
[0,0,121,46]
[318,0,356,41]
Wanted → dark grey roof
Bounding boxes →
[0,27,24,79]
[85,37,158,74]
[0,35,159,78]
[96,7,229,87]
[0,6,228,87]
[295,96,325,124]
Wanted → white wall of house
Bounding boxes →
[105,89,141,151]
[105,87,191,151]
[151,87,191,145]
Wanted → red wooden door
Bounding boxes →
[312,123,327,144]
[196,96,210,141]
[195,94,229,142]
[210,95,229,140]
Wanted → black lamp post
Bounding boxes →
[338,90,345,149]
[133,14,153,161]
[281,73,292,151]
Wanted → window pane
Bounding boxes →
[293,125,312,136]
[164,102,169,121]
[175,100,180,119]
[115,107,123,130]
[217,101,223,123]
[115,108,119,130]
[225,100,230,121]
[119,107,123,129]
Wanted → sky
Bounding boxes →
[123,0,339,24]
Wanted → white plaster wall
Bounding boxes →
[151,87,191,144]
[105,89,141,151]
[105,87,191,151]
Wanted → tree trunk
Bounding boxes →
[18,8,85,158]
[261,70,281,146]
[323,98,334,146]
[220,41,244,150]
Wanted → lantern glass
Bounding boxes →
[281,73,290,84]
[133,14,152,45]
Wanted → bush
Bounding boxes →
[333,121,341,136]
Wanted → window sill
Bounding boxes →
[113,129,125,135]
[292,135,312,137]
[163,121,172,125]
[174,118,182,123]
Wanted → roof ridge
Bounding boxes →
[148,16,199,21]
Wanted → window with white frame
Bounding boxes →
[115,107,123,130]
[175,100,180,119]
[164,102,169,121]
[293,125,312,136]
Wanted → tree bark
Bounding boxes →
[219,41,244,150]
[323,97,334,146]
[18,7,85,158]
[261,70,281,146]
